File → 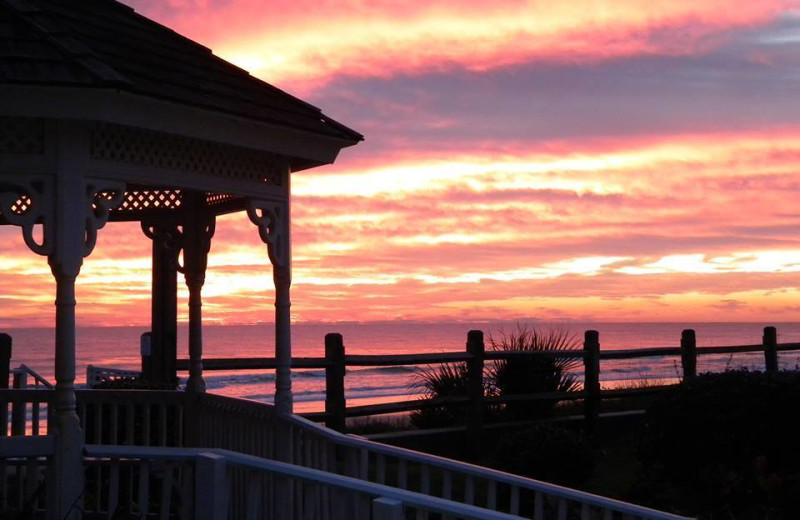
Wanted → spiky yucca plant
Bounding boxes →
[488,324,581,420]
[409,362,474,428]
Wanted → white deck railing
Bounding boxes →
[281,414,692,520]
[0,389,692,519]
[85,444,527,520]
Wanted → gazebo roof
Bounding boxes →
[0,0,363,144]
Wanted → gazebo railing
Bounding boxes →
[77,389,187,447]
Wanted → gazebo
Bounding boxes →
[0,2,694,520]
[0,0,361,515]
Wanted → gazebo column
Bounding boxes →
[248,196,293,519]
[182,192,216,393]
[45,129,123,518]
[247,199,293,415]
[142,223,180,385]
[273,264,292,413]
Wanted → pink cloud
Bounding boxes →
[123,0,793,92]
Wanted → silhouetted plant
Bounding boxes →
[409,362,475,428]
[488,324,580,420]
[409,324,580,428]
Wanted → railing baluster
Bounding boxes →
[442,470,452,500]
[416,465,431,520]
[603,508,614,520]
[159,404,167,446]
[32,400,39,436]
[94,457,102,513]
[138,461,150,516]
[487,480,497,510]
[581,503,591,520]
[558,498,567,520]
[534,490,544,520]
[143,403,151,446]
[126,402,134,445]
[376,453,386,484]
[509,486,520,515]
[24,457,37,507]
[359,447,369,480]
[397,459,408,489]
[15,462,22,511]
[180,464,194,520]
[108,460,120,520]
[94,402,103,443]
[159,462,174,520]
[0,456,6,510]
[246,473,262,520]
[465,476,475,505]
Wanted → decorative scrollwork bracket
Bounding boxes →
[247,199,289,268]
[141,221,185,269]
[84,180,125,257]
[183,214,216,284]
[0,177,55,256]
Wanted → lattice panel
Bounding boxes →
[90,123,283,185]
[9,194,32,215]
[206,192,238,206]
[109,189,183,214]
[0,118,45,154]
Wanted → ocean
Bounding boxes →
[4,321,800,413]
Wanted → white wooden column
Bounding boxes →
[47,123,122,519]
[182,192,215,393]
[247,195,293,415]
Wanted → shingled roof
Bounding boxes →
[0,0,363,143]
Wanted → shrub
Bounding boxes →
[409,362,474,428]
[492,423,594,487]
[488,325,580,420]
[634,370,800,518]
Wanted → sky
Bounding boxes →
[2,0,800,327]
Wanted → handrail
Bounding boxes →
[0,435,55,457]
[286,414,693,520]
[85,444,525,520]
[13,364,53,389]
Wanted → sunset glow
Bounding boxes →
[2,1,800,327]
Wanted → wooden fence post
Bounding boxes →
[583,330,600,434]
[466,330,485,442]
[763,326,778,374]
[325,333,346,432]
[0,333,10,389]
[680,329,697,381]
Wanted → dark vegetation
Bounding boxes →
[397,333,800,520]
[488,326,581,421]
[632,370,800,519]
[409,325,580,428]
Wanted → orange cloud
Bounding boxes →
[3,128,800,327]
